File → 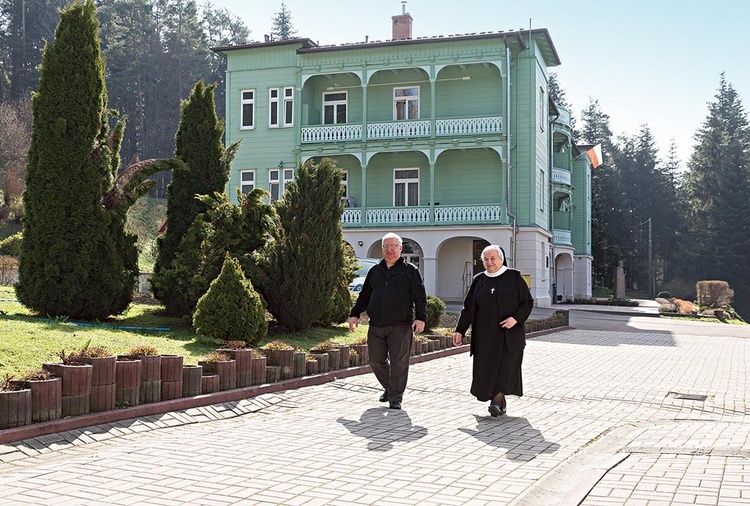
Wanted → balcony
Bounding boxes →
[553,229,572,245]
[552,168,572,186]
[300,116,502,144]
[342,204,505,227]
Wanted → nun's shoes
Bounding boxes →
[488,404,506,417]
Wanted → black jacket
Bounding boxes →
[349,257,427,326]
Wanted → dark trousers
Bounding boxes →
[367,324,413,403]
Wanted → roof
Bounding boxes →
[212,28,561,67]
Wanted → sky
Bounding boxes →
[208,0,750,168]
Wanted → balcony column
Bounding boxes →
[429,158,436,222]
[430,69,436,139]
[361,72,369,141]
[360,162,367,225]
[422,256,437,296]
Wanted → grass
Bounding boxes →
[0,285,376,378]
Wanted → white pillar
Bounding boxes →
[422,256,438,297]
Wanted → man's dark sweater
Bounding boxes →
[349,257,427,326]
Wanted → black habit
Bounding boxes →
[455,269,534,401]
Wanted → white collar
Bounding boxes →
[484,266,508,278]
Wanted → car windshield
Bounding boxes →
[355,259,378,276]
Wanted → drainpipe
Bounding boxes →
[549,107,559,304]
[504,38,517,267]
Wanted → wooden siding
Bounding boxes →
[434,150,503,205]
[434,65,503,118]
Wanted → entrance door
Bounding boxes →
[473,240,489,276]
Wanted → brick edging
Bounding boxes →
[0,327,565,444]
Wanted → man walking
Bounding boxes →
[349,233,427,409]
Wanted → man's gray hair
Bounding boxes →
[381,232,403,247]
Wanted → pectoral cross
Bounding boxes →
[490,288,495,294]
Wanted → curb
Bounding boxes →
[0,327,562,445]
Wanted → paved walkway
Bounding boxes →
[0,307,748,505]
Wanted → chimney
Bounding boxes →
[391,1,412,40]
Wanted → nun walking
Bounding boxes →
[453,245,534,416]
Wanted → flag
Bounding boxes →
[586,144,603,169]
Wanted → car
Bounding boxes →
[349,257,380,294]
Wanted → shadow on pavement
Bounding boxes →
[337,407,428,452]
[459,415,560,461]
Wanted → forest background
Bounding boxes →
[1,0,748,319]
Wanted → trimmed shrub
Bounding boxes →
[193,255,267,346]
[696,280,734,308]
[425,295,446,330]
[0,232,22,257]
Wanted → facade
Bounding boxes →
[213,10,592,307]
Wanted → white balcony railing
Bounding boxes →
[366,206,431,224]
[434,205,503,223]
[366,120,431,140]
[553,229,572,245]
[342,204,504,226]
[300,124,362,142]
[552,168,572,186]
[300,117,503,143]
[435,117,502,136]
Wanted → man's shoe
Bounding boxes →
[379,392,388,402]
[389,401,401,410]
[488,403,505,417]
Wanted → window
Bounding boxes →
[323,92,347,124]
[539,87,546,132]
[241,90,255,129]
[341,171,348,197]
[394,168,419,206]
[269,87,294,128]
[283,87,294,126]
[394,86,419,120]
[283,168,294,190]
[269,169,280,200]
[537,169,546,211]
[269,168,294,200]
[240,170,255,194]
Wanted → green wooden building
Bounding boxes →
[213,8,592,306]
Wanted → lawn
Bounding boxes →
[0,285,373,378]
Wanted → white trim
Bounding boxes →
[240,170,255,194]
[393,167,420,206]
[240,89,255,130]
[393,86,420,120]
[322,90,348,125]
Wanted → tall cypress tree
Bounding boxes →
[16,0,163,320]
[151,80,233,315]
[254,158,345,331]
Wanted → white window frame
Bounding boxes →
[269,169,280,200]
[240,170,255,194]
[537,169,546,211]
[283,87,294,127]
[283,168,294,192]
[539,86,546,132]
[341,170,348,197]
[323,91,348,124]
[393,168,419,207]
[393,86,420,120]
[269,88,280,127]
[240,89,255,129]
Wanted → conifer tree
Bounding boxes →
[270,1,297,41]
[680,74,750,317]
[16,0,169,319]
[254,158,345,331]
[193,254,267,345]
[158,188,275,316]
[151,80,235,315]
